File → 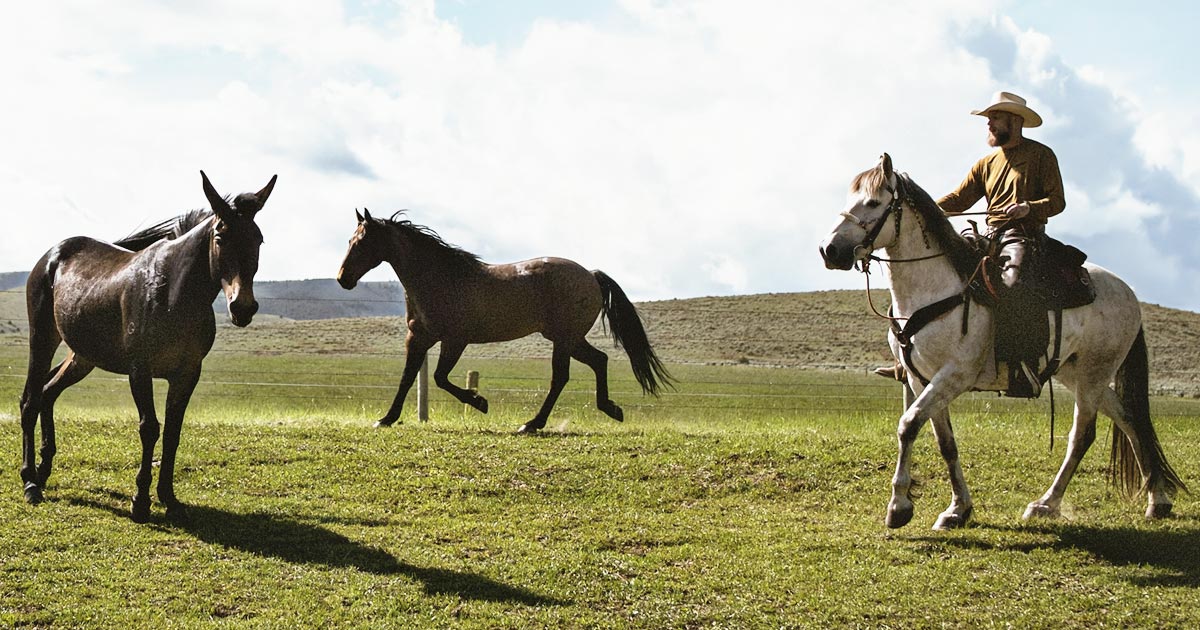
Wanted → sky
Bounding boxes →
[2,1,1198,310]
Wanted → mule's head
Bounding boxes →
[202,171,275,327]
[337,208,389,290]
[818,153,901,271]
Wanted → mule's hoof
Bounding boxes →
[1022,502,1059,520]
[24,482,44,505]
[131,500,152,524]
[1146,502,1173,519]
[934,507,973,530]
[166,502,191,523]
[886,504,914,529]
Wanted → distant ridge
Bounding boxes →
[0,272,28,291]
[244,278,404,320]
[1,272,403,320]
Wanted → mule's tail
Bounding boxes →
[594,270,674,396]
[1110,327,1186,498]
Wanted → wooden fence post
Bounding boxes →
[465,370,480,415]
[417,355,429,422]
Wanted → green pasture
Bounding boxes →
[2,346,1200,628]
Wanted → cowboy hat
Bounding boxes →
[971,91,1042,128]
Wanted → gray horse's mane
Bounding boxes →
[852,167,978,279]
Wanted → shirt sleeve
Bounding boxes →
[1026,147,1065,222]
[937,160,985,214]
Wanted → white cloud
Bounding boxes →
[2,0,1198,310]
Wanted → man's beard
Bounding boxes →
[989,129,1011,147]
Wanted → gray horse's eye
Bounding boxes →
[865,200,881,209]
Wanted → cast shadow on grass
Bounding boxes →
[920,518,1200,587]
[69,492,568,607]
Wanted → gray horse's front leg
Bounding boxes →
[929,409,973,530]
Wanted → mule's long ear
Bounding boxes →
[880,153,893,179]
[256,174,278,207]
[201,170,232,218]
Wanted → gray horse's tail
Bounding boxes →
[1110,327,1186,498]
[593,270,674,396]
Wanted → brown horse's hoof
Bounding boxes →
[24,482,44,505]
[599,401,624,422]
[472,397,489,414]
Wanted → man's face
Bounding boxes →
[986,111,1019,147]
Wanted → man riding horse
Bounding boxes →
[878,91,1064,396]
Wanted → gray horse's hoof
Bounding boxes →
[886,504,914,529]
[1022,502,1059,520]
[1146,502,1173,519]
[24,482,44,505]
[933,507,973,530]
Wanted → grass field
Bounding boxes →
[3,343,1200,628]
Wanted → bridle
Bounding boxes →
[841,177,907,263]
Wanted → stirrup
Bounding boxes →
[1006,361,1042,398]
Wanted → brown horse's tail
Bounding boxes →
[593,270,674,396]
[1110,327,1186,498]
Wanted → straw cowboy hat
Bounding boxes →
[971,91,1042,128]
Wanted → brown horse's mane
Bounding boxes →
[382,211,484,271]
[852,167,978,279]
[115,209,213,252]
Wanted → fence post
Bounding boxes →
[417,356,429,422]
[465,370,479,415]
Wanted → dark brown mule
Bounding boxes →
[18,171,276,522]
[336,209,673,433]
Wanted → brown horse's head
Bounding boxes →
[337,208,388,290]
[201,171,275,327]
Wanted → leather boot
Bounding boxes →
[873,362,907,381]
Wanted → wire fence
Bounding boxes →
[3,290,1199,418]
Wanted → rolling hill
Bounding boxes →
[2,277,1199,395]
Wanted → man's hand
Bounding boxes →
[1004,202,1029,219]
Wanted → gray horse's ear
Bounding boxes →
[362,208,373,221]
[880,153,893,179]
[201,170,232,218]
[255,174,278,207]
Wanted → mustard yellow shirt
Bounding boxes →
[938,138,1065,227]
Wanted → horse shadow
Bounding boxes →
[69,490,567,606]
[917,517,1200,587]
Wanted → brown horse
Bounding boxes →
[18,171,276,522]
[336,209,673,433]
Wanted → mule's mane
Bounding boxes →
[115,209,213,252]
[381,211,484,271]
[852,167,978,279]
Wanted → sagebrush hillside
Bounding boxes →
[2,283,1198,394]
